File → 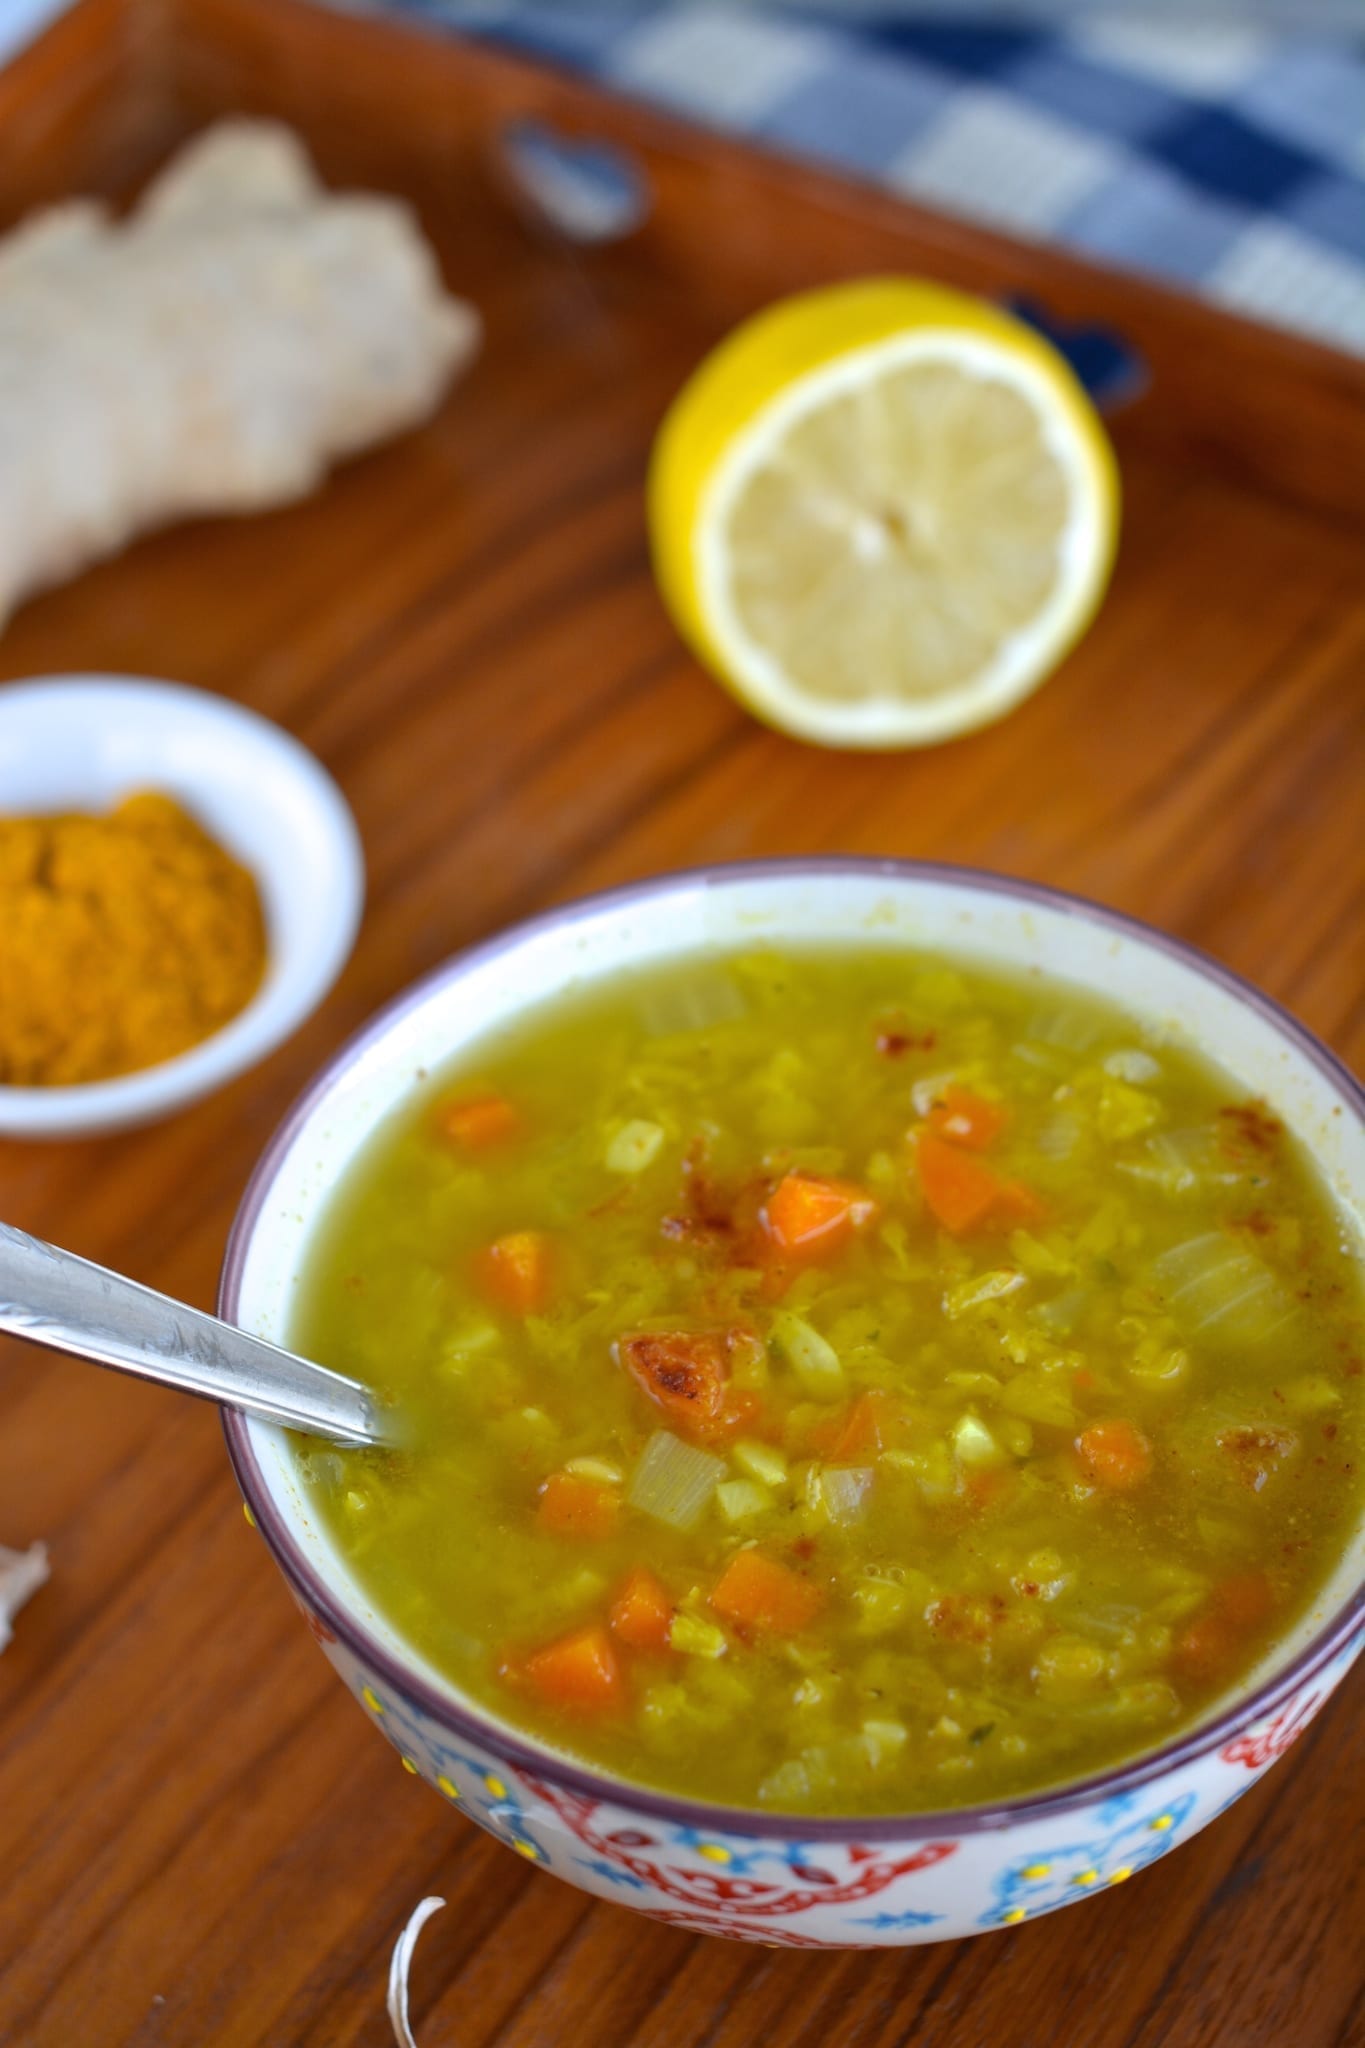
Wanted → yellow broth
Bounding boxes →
[290,948,1364,1814]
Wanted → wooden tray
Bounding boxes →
[1,4,1362,2043]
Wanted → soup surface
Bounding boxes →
[291,948,1364,1814]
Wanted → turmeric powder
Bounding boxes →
[0,792,267,1087]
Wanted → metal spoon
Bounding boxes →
[0,1221,386,1445]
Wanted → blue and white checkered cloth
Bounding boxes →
[3,2,1363,357]
[428,4,1365,360]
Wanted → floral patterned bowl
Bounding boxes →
[221,861,1365,1947]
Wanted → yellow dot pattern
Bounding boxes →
[698,1844,732,1865]
[1149,1814,1175,1831]
[1073,1869,1100,1887]
[1109,1867,1133,1885]
[1020,1863,1051,1881]
[437,1776,461,1801]
[401,1756,418,1775]
[361,1686,384,1715]
[1003,1908,1027,1925]
[513,1842,540,1861]
[242,1503,256,1529]
[484,1774,507,1799]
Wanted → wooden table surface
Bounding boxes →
[1,3,1362,2042]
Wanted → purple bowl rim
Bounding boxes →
[221,856,1365,1842]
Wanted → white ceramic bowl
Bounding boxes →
[222,862,1365,1947]
[0,675,364,1138]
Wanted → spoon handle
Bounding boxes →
[0,1222,384,1445]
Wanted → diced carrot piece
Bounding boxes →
[523,1624,623,1714]
[475,1230,552,1315]
[438,1092,520,1150]
[537,1472,619,1540]
[916,1133,1007,1233]
[916,1132,1041,1234]
[758,1257,798,1304]
[710,1549,824,1634]
[708,1387,767,1444]
[964,1467,1015,1513]
[994,1178,1046,1227]
[1215,1570,1274,1630]
[1174,1571,1275,1681]
[928,1085,1007,1151]
[1173,1614,1235,1680]
[617,1329,729,1440]
[831,1390,901,1463]
[1076,1418,1154,1490]
[797,1397,900,1462]
[610,1567,675,1652]
[806,1411,847,1458]
[763,1173,878,1261]
[616,1331,768,1444]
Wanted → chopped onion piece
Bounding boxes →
[1103,1048,1162,1084]
[1001,1372,1076,1430]
[1126,1344,1189,1386]
[1147,1564,1211,1620]
[550,1566,607,1615]
[1155,1234,1300,1347]
[944,1368,1003,1393]
[638,970,745,1037]
[852,1578,911,1633]
[1117,1132,1197,1193]
[943,1269,1026,1320]
[669,1610,729,1658]
[1064,1601,1143,1642]
[1010,1040,1071,1078]
[1010,1230,1074,1278]
[759,1757,813,1806]
[717,1478,773,1523]
[1026,1009,1102,1053]
[1117,1129,1242,1196]
[821,1466,873,1524]
[605,1119,666,1173]
[772,1312,844,1396]
[893,1441,956,1502]
[911,1072,957,1119]
[627,1431,724,1530]
[1030,1288,1087,1335]
[1034,1112,1083,1160]
[951,1414,1004,1467]
[860,1718,909,1765]
[998,1415,1033,1457]
[1109,1680,1180,1723]
[563,1455,622,1484]
[732,1439,789,1488]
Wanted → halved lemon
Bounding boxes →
[648,279,1119,749]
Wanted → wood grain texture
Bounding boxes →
[0,3,1362,2044]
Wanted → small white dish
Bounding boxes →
[0,675,364,1138]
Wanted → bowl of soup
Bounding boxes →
[221,861,1365,1946]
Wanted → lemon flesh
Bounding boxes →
[649,281,1119,749]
